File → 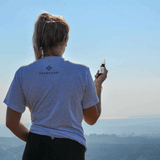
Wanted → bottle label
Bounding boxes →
[99,67,104,74]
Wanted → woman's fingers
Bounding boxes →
[104,68,108,78]
[95,70,99,79]
[94,68,108,85]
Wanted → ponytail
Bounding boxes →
[32,12,69,60]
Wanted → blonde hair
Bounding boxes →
[33,12,70,60]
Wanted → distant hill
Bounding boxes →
[1,135,160,160]
[1,118,160,137]
[82,117,160,136]
[0,137,25,160]
[85,134,160,160]
[1,117,160,159]
[86,142,160,160]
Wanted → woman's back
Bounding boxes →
[10,56,98,148]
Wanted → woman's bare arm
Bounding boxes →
[6,107,29,142]
[83,69,108,125]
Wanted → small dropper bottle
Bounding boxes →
[98,59,106,76]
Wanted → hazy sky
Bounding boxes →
[0,0,160,124]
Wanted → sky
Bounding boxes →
[0,0,160,124]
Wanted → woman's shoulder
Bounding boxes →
[19,59,42,70]
[15,60,39,75]
[64,59,89,70]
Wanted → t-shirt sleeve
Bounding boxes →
[81,68,99,109]
[3,68,26,113]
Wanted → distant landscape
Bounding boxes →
[1,118,160,160]
[82,117,160,136]
[1,134,160,160]
[1,117,160,137]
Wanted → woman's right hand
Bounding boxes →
[94,68,108,86]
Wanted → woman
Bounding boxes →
[4,12,108,160]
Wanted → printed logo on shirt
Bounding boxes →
[39,66,59,75]
[46,66,52,71]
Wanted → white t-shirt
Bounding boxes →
[4,56,99,150]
